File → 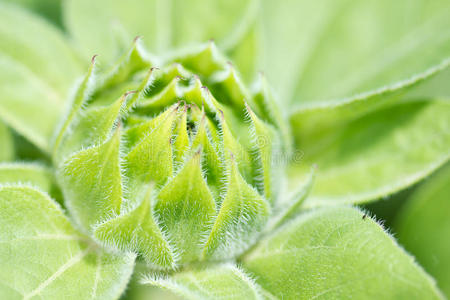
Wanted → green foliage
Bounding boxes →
[95,185,176,269]
[0,163,57,198]
[0,186,135,300]
[0,0,63,26]
[203,157,270,260]
[289,64,450,206]
[143,264,263,300]
[51,40,282,272]
[0,1,449,299]
[0,3,83,152]
[396,163,450,297]
[155,151,216,263]
[243,207,442,299]
[261,0,450,105]
[0,121,14,161]
[59,130,123,231]
[63,0,259,81]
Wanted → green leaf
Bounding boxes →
[395,163,450,297]
[289,98,450,206]
[155,150,216,263]
[0,3,82,94]
[203,157,270,260]
[59,129,123,232]
[242,206,443,299]
[94,185,176,269]
[261,0,450,105]
[0,185,135,300]
[0,4,83,152]
[405,65,450,100]
[0,54,64,153]
[63,0,259,80]
[142,264,264,300]
[0,163,54,194]
[119,262,182,300]
[290,62,449,142]
[0,121,13,162]
[1,0,63,27]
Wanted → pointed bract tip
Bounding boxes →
[171,102,180,112]
[133,35,142,43]
[218,109,225,121]
[190,102,200,112]
[91,54,98,64]
[244,101,253,114]
[115,120,123,130]
[177,100,187,111]
[150,66,160,72]
[124,90,137,97]
[200,110,206,122]
[195,146,203,156]
[121,90,137,103]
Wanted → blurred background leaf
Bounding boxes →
[261,0,450,105]
[288,67,450,206]
[63,0,260,81]
[394,163,450,297]
[0,3,83,153]
[0,121,14,162]
[4,0,449,106]
[0,0,63,27]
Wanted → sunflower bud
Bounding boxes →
[53,39,291,268]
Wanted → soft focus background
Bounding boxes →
[0,0,449,298]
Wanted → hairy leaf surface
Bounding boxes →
[243,206,442,299]
[203,159,270,260]
[143,264,264,300]
[95,186,176,269]
[0,163,54,194]
[59,130,123,231]
[0,186,135,300]
[155,151,216,263]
